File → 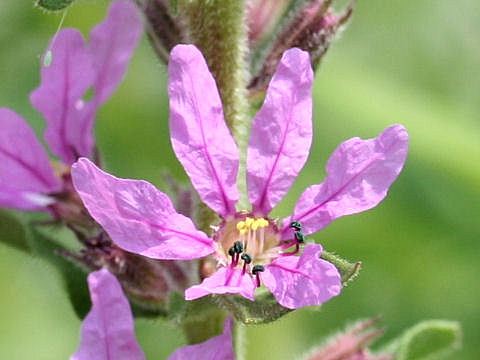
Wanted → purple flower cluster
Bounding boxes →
[0,0,141,212]
[72,269,235,360]
[72,44,409,310]
[0,1,410,358]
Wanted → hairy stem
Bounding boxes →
[179,0,250,209]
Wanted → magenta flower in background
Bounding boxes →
[0,0,141,211]
[72,269,235,360]
[71,269,146,360]
[72,45,409,309]
[168,317,235,360]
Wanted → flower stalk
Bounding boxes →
[179,0,251,209]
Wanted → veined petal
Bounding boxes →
[89,0,142,104]
[71,269,145,360]
[75,0,143,158]
[248,48,313,215]
[262,244,341,309]
[168,44,239,217]
[0,108,60,210]
[185,267,255,301]
[0,186,56,211]
[282,125,409,238]
[168,318,235,360]
[30,29,95,164]
[71,158,214,260]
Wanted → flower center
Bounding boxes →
[216,214,282,270]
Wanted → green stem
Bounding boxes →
[180,0,250,209]
[181,308,227,344]
[235,322,247,360]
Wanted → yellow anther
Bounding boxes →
[239,228,247,235]
[245,217,254,228]
[260,219,269,228]
[236,221,246,231]
[251,220,260,231]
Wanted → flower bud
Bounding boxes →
[247,0,289,44]
[304,318,393,360]
[140,0,188,63]
[62,230,199,312]
[249,0,357,94]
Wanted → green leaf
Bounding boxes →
[0,211,30,253]
[215,290,291,325]
[384,320,461,360]
[36,0,75,11]
[27,227,91,318]
[0,213,90,317]
[321,250,361,285]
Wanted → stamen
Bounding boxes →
[290,221,302,231]
[250,227,257,257]
[294,230,304,244]
[241,253,252,275]
[236,221,246,231]
[252,265,265,287]
[246,226,251,252]
[228,246,237,266]
[259,226,265,254]
[234,241,243,254]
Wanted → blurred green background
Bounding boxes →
[0,1,478,359]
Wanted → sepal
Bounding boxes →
[215,289,291,325]
[249,0,357,94]
[36,0,75,11]
[302,318,391,360]
[321,249,361,285]
[381,320,461,360]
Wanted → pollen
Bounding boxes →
[236,221,246,231]
[236,217,269,233]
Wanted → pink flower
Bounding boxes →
[72,45,409,310]
[71,269,145,360]
[168,317,235,360]
[0,0,141,211]
[71,268,235,360]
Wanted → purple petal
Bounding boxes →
[89,0,142,103]
[0,186,56,211]
[262,244,341,309]
[185,267,256,301]
[71,158,214,260]
[168,44,239,217]
[0,108,60,210]
[168,318,235,360]
[71,269,145,360]
[30,29,95,164]
[76,0,143,158]
[282,125,409,238]
[247,48,313,215]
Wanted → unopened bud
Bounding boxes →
[304,318,393,360]
[247,0,289,44]
[140,0,188,63]
[61,231,198,312]
[249,0,358,94]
